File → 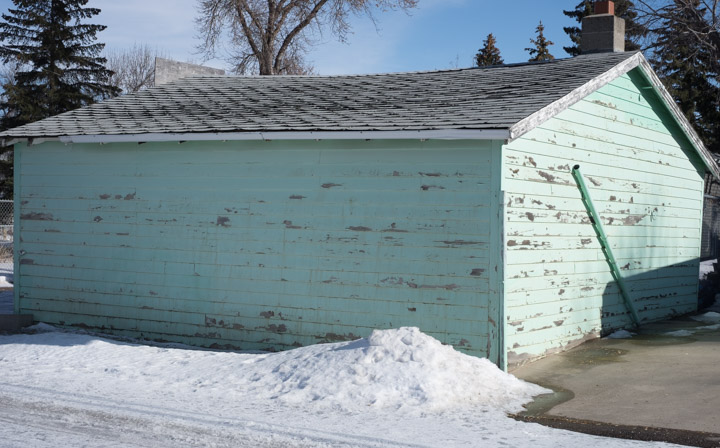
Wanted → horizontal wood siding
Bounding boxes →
[16,139,494,356]
[503,70,705,364]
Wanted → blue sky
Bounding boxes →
[0,0,579,74]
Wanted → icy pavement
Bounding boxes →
[515,314,720,437]
[0,326,679,447]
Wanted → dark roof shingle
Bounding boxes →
[0,52,639,139]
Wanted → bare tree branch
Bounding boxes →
[196,0,418,75]
[104,44,168,94]
[233,0,264,62]
[275,0,329,73]
[635,0,720,72]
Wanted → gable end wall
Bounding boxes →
[502,70,706,365]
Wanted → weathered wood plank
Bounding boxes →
[505,235,700,251]
[20,184,493,205]
[25,310,488,354]
[17,140,497,357]
[537,118,698,163]
[505,166,701,200]
[505,193,702,220]
[519,126,699,170]
[20,197,492,221]
[505,275,698,298]
[18,209,492,235]
[20,263,490,296]
[505,147,701,186]
[506,221,699,238]
[20,157,494,177]
[506,260,699,279]
[19,239,493,271]
[506,207,700,229]
[502,180,702,209]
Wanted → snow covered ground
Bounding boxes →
[0,326,679,447]
[699,259,716,280]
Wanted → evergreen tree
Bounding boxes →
[0,153,12,199]
[562,0,646,56]
[0,0,118,130]
[475,33,504,67]
[650,0,720,153]
[0,0,117,197]
[526,21,555,62]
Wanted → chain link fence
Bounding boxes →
[0,200,12,275]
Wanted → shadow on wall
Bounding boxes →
[701,194,720,260]
[601,258,700,334]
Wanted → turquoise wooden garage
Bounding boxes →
[2,50,716,369]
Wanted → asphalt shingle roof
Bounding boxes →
[0,52,640,139]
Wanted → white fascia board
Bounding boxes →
[508,51,719,181]
[0,137,54,146]
[509,52,644,141]
[59,129,510,144]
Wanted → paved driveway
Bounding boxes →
[513,311,720,438]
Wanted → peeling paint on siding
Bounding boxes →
[216,216,231,227]
[21,212,54,221]
[347,226,372,232]
[502,73,704,365]
[16,140,496,359]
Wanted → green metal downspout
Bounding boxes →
[571,165,641,327]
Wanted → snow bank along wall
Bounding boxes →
[14,139,504,364]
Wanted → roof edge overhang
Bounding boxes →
[509,51,720,180]
[3,129,511,147]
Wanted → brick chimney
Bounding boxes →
[581,1,625,53]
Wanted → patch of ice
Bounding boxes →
[691,312,720,323]
[606,329,635,339]
[24,322,57,333]
[664,329,695,337]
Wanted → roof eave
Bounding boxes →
[509,52,644,140]
[5,129,512,146]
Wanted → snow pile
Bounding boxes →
[691,311,720,323]
[24,323,57,333]
[255,327,549,413]
[661,313,720,336]
[699,259,716,279]
[665,329,695,337]
[2,326,547,417]
[606,329,635,339]
[0,275,12,287]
